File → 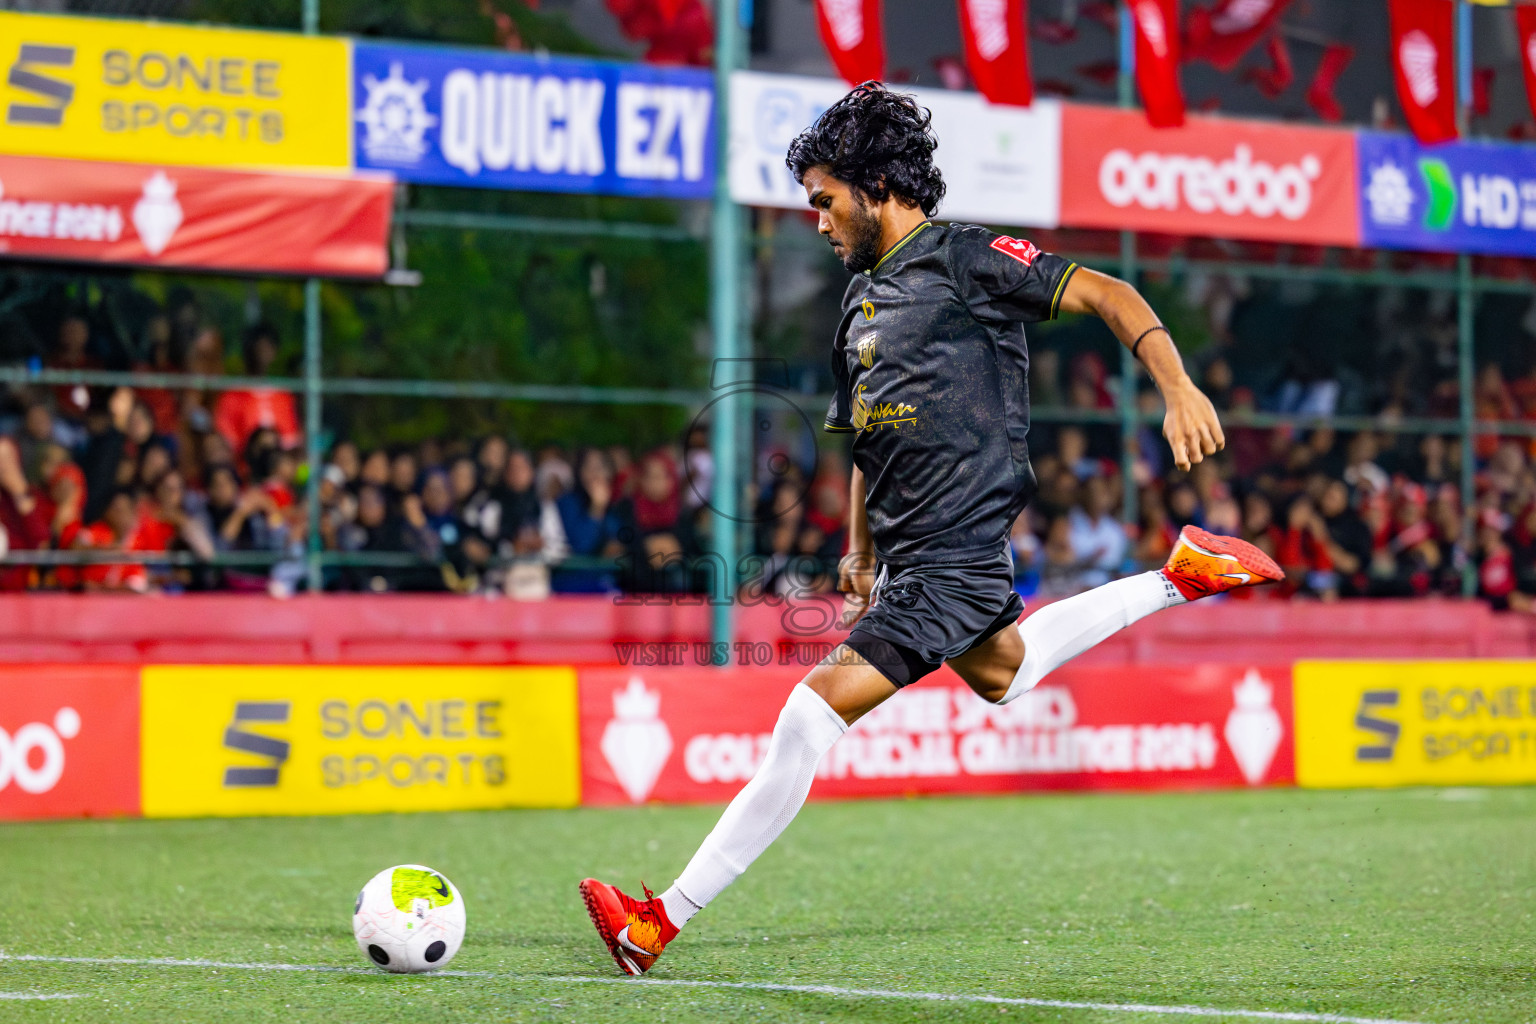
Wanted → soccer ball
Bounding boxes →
[352,864,466,973]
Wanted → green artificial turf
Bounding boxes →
[0,787,1532,1023]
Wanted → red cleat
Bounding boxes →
[1161,525,1283,601]
[579,878,678,976]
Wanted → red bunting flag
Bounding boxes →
[1131,0,1185,127]
[957,0,1034,106]
[1516,5,1536,126]
[1388,0,1458,145]
[815,0,885,86]
[1184,0,1293,71]
[1243,32,1293,98]
[1305,43,1354,122]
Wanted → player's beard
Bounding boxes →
[836,194,884,273]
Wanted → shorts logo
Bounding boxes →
[861,299,875,320]
[990,235,1040,266]
[856,333,877,369]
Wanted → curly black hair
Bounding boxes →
[785,82,946,217]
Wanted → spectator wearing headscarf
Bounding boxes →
[621,450,686,593]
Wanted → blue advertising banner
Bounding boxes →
[1358,132,1536,257]
[353,41,714,199]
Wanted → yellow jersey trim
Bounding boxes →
[1049,262,1079,320]
[871,221,932,274]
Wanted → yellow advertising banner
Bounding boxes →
[0,12,350,171]
[1294,661,1536,787]
[141,666,579,817]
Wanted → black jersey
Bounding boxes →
[824,221,1078,563]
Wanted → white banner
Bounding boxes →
[729,71,1061,229]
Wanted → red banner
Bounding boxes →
[579,663,1294,805]
[815,0,884,87]
[1389,0,1458,145]
[1133,0,1185,127]
[958,0,1034,107]
[0,155,392,277]
[1059,103,1359,246]
[0,665,139,819]
[1184,0,1292,71]
[1517,5,1536,127]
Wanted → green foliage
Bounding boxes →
[323,190,707,449]
[135,4,708,453]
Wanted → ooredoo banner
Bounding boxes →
[1059,103,1359,246]
[1295,660,1536,788]
[0,153,393,277]
[0,665,139,819]
[580,663,1294,805]
[0,11,351,172]
[729,70,1061,228]
[140,666,580,817]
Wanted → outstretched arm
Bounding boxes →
[1056,267,1223,472]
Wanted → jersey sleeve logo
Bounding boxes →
[990,235,1041,266]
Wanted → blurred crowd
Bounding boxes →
[1016,419,1536,611]
[4,291,1536,610]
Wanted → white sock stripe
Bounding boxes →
[0,953,1434,1024]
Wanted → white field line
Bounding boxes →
[0,952,1432,1024]
[0,993,84,1000]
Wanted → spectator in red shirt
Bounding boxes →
[36,442,84,545]
[0,436,49,591]
[1276,495,1336,599]
[1476,513,1532,613]
[131,313,182,436]
[139,470,216,589]
[46,311,100,441]
[1384,484,1442,596]
[213,324,300,455]
[71,488,148,593]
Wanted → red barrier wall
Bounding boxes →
[581,662,1295,805]
[2,594,1534,664]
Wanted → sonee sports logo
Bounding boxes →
[0,706,80,794]
[6,44,76,127]
[223,701,291,787]
[1354,689,1401,762]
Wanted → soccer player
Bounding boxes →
[580,83,1281,976]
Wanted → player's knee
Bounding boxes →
[964,668,1013,705]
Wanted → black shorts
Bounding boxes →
[843,545,1025,688]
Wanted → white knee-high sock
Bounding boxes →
[1000,571,1186,704]
[662,683,847,925]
